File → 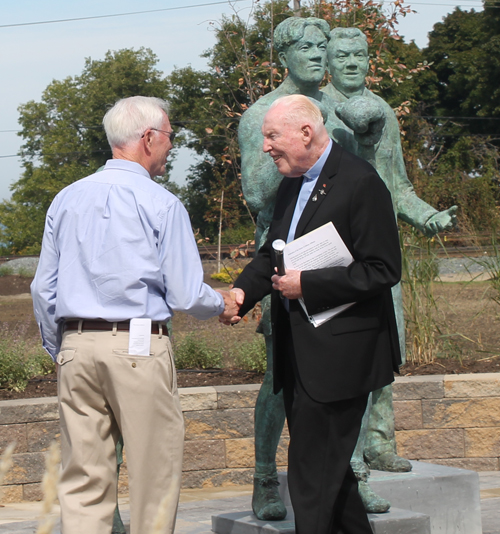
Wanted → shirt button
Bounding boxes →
[132,362,137,368]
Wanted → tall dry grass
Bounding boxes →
[36,441,61,534]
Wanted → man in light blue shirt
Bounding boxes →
[31,96,239,534]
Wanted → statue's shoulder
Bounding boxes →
[239,90,287,135]
[320,83,334,98]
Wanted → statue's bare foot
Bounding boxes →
[112,505,126,534]
[367,452,412,473]
[252,474,287,521]
[358,480,391,514]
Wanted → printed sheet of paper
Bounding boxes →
[283,222,355,327]
[129,318,152,356]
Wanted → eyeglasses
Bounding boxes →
[141,128,176,142]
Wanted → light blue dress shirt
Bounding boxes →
[286,139,333,243]
[31,159,224,359]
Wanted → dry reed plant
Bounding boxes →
[0,442,16,501]
[401,228,442,365]
[36,441,61,534]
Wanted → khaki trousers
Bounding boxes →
[57,328,184,534]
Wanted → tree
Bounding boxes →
[166,0,292,240]
[423,4,500,138]
[0,48,171,254]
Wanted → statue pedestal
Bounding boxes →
[212,506,430,534]
[212,461,482,534]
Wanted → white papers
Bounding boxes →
[283,222,355,327]
[128,318,152,355]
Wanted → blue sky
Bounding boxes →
[0,0,486,202]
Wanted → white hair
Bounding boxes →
[269,95,325,132]
[103,96,170,148]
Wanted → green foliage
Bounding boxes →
[423,6,500,138]
[0,266,14,277]
[173,333,223,369]
[0,48,170,254]
[405,129,500,233]
[173,328,266,373]
[0,265,34,277]
[0,325,54,391]
[233,337,267,373]
[221,224,256,245]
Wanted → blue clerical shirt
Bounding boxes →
[287,139,333,243]
[31,159,224,359]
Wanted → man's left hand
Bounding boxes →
[272,269,302,299]
[424,206,458,237]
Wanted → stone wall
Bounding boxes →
[394,373,500,471]
[0,384,289,503]
[1,374,499,503]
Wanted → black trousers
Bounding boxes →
[280,317,372,534]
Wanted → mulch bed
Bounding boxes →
[400,358,500,376]
[2,358,499,401]
[0,369,265,400]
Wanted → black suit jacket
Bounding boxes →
[234,142,401,403]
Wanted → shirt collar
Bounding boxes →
[104,159,151,179]
[303,139,333,182]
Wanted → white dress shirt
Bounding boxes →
[31,159,224,359]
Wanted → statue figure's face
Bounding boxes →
[328,37,369,94]
[279,25,328,86]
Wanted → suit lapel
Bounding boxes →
[295,142,343,238]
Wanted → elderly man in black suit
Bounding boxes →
[228,94,401,534]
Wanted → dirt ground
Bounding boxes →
[1,274,499,400]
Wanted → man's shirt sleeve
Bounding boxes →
[31,207,60,360]
[158,199,224,319]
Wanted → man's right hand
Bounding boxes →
[217,289,245,325]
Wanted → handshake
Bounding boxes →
[215,269,302,325]
[216,288,245,325]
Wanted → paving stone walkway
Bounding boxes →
[0,472,498,533]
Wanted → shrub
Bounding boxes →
[211,267,242,284]
[0,265,13,277]
[173,333,223,369]
[0,324,54,391]
[17,266,35,278]
[233,337,267,373]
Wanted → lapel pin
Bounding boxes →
[319,189,326,195]
[312,195,318,202]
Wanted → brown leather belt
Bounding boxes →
[64,320,167,336]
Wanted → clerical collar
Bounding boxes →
[303,139,333,182]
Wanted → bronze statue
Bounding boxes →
[321,26,457,512]
[238,16,335,521]
[239,18,457,519]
